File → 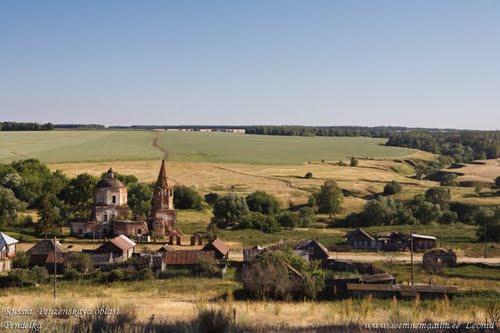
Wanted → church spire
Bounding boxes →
[155,159,168,188]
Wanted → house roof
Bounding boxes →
[96,168,125,189]
[412,234,437,240]
[0,232,19,251]
[45,251,65,264]
[110,235,136,251]
[203,238,230,256]
[293,239,329,258]
[27,239,66,255]
[359,273,395,283]
[155,160,169,189]
[164,250,215,265]
[347,228,375,241]
[89,252,115,265]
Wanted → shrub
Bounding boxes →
[245,191,280,215]
[350,157,359,167]
[440,173,458,186]
[212,194,249,229]
[277,211,299,229]
[12,251,30,268]
[239,212,281,233]
[65,252,93,273]
[383,181,402,195]
[174,185,203,209]
[135,268,154,280]
[304,172,313,179]
[63,268,81,281]
[196,257,220,277]
[107,269,125,282]
[298,207,315,227]
[439,211,458,224]
[204,192,219,206]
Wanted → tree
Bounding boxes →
[304,172,313,179]
[0,186,26,225]
[495,176,500,193]
[37,194,61,237]
[313,180,343,218]
[425,187,451,210]
[440,173,458,187]
[174,185,203,210]
[475,207,500,242]
[58,173,98,219]
[246,191,280,215]
[383,181,402,195]
[350,157,359,167]
[212,194,250,229]
[204,192,219,206]
[239,212,281,233]
[128,183,152,218]
[439,210,458,224]
[298,207,315,227]
[277,212,299,229]
[65,253,93,273]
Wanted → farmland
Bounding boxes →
[0,130,416,164]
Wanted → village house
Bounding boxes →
[293,240,330,263]
[26,239,67,274]
[346,228,437,252]
[92,235,136,262]
[203,238,230,260]
[0,232,19,272]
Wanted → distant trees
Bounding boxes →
[383,181,403,195]
[58,173,98,220]
[246,191,280,215]
[239,212,281,233]
[424,187,451,210]
[0,186,26,225]
[204,192,219,206]
[212,194,250,229]
[311,180,343,218]
[174,185,203,210]
[0,122,53,131]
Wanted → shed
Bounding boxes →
[163,250,216,268]
[203,238,230,259]
[94,235,136,261]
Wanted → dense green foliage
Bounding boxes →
[128,183,153,218]
[241,250,325,300]
[0,186,26,225]
[58,173,98,220]
[212,194,250,229]
[383,181,403,195]
[475,207,500,242]
[310,180,343,218]
[174,185,203,210]
[204,192,219,206]
[245,191,280,215]
[0,121,53,131]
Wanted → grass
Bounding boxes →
[0,130,417,164]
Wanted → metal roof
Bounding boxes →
[0,232,19,251]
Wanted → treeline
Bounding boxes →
[54,124,105,129]
[386,130,499,162]
[0,122,53,131]
[245,125,408,137]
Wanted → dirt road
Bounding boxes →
[328,252,500,264]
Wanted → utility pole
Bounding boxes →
[410,234,414,286]
[53,236,57,301]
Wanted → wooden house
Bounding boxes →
[26,239,67,274]
[293,240,329,263]
[0,232,19,272]
[346,228,377,250]
[203,238,230,260]
[163,250,216,269]
[411,234,437,251]
[94,235,136,262]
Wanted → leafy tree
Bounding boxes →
[212,194,250,228]
[383,181,403,195]
[204,192,219,206]
[128,183,152,218]
[410,196,442,224]
[358,197,397,226]
[475,207,500,242]
[58,173,98,219]
[239,212,281,233]
[439,210,458,224]
[350,157,359,167]
[37,194,62,237]
[440,173,458,186]
[277,211,299,229]
[246,191,280,215]
[0,186,26,225]
[312,180,343,218]
[174,185,203,210]
[425,187,451,210]
[298,207,315,227]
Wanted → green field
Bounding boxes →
[0,130,416,164]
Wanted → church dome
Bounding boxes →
[96,168,125,189]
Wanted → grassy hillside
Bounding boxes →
[0,130,416,164]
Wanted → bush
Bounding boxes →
[195,307,233,333]
[277,211,299,229]
[136,268,154,280]
[196,257,221,277]
[63,268,81,280]
[245,191,280,215]
[174,185,203,209]
[212,194,249,229]
[204,192,219,206]
[304,172,313,179]
[383,181,402,195]
[439,210,458,224]
[298,207,315,227]
[440,173,458,186]
[107,269,125,282]
[350,157,359,167]
[65,253,93,273]
[239,212,282,233]
[12,251,30,268]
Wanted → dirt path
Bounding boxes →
[328,252,500,264]
[152,132,168,160]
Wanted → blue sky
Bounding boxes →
[0,1,499,129]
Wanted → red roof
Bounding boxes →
[164,250,215,265]
[109,235,136,251]
[203,238,230,256]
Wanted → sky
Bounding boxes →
[0,1,499,129]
